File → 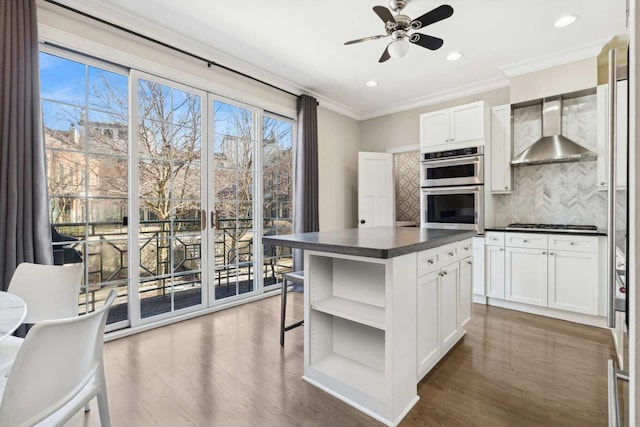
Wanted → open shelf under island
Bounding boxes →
[263,227,476,427]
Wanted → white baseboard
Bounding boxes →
[486,298,608,328]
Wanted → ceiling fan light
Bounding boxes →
[388,39,410,59]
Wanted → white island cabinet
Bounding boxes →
[263,227,475,427]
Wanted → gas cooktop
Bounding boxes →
[506,223,599,233]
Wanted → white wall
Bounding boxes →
[510,58,597,104]
[318,107,360,231]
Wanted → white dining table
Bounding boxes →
[0,292,27,341]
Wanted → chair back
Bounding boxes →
[0,289,116,427]
[8,262,83,323]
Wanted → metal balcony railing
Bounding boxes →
[52,217,293,316]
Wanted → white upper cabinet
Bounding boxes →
[420,101,488,150]
[490,104,512,193]
[597,80,628,190]
[450,102,486,143]
[420,109,450,146]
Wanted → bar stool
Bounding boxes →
[280,270,304,346]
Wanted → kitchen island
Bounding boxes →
[263,227,475,426]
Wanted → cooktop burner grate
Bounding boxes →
[506,223,598,232]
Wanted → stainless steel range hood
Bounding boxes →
[511,97,597,166]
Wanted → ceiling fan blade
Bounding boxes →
[378,45,391,63]
[373,6,396,24]
[409,33,444,50]
[411,4,454,29]
[344,34,389,45]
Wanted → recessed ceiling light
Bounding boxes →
[446,52,463,61]
[366,80,378,87]
[554,15,578,28]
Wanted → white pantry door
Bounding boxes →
[358,152,394,228]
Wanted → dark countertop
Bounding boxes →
[262,227,476,259]
[485,226,607,237]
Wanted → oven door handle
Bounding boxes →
[422,185,483,194]
[422,156,482,168]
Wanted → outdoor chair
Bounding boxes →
[0,289,116,427]
[0,262,83,375]
[51,225,83,265]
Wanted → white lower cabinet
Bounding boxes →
[417,271,440,376]
[459,257,473,326]
[472,236,485,296]
[505,247,548,307]
[548,250,599,315]
[416,240,471,381]
[440,262,460,350]
[484,232,602,319]
[485,245,505,298]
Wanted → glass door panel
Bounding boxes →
[40,50,130,331]
[136,78,204,319]
[212,100,257,300]
[262,115,295,288]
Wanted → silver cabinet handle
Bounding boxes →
[523,240,528,243]
[443,271,448,276]
[499,248,503,251]
[504,186,508,189]
[542,251,546,255]
[549,252,554,255]
[448,252,454,257]
[427,259,434,265]
[464,246,469,251]
[570,242,575,246]
[466,260,472,265]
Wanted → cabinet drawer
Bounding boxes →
[485,232,504,246]
[505,233,547,249]
[418,250,441,276]
[441,245,459,264]
[457,240,473,257]
[548,235,598,253]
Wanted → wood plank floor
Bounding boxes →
[68,296,615,427]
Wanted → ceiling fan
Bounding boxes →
[344,0,454,63]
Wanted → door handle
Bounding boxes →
[201,209,206,231]
[360,219,366,224]
[211,211,218,229]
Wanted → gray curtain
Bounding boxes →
[0,0,53,290]
[293,94,319,271]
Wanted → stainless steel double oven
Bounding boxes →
[420,146,484,233]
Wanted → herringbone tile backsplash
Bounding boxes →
[496,94,611,229]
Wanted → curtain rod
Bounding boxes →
[43,0,300,99]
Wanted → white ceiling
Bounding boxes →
[50,0,628,120]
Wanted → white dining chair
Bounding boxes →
[0,289,116,427]
[0,262,83,374]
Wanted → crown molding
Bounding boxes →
[499,39,609,78]
[359,77,510,121]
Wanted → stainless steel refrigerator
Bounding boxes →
[599,35,630,427]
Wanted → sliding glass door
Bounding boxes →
[41,48,295,330]
[210,98,258,301]
[132,73,206,322]
[40,49,130,331]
